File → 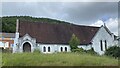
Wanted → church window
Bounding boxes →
[43,46,46,52]
[105,40,107,50]
[65,47,67,52]
[100,40,103,51]
[61,47,63,52]
[48,47,50,52]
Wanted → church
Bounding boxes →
[13,19,118,55]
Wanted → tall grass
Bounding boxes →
[0,49,2,67]
[2,52,118,66]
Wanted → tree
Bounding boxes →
[69,34,80,50]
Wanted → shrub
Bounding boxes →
[1,48,12,53]
[33,49,41,53]
[85,48,97,55]
[72,47,97,55]
[72,48,85,53]
[105,46,120,58]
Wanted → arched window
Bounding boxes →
[65,47,67,52]
[43,46,46,52]
[61,47,63,52]
[48,47,50,52]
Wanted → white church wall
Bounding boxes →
[13,33,37,53]
[77,45,91,50]
[113,40,118,46]
[57,45,71,52]
[13,32,71,53]
[37,44,71,53]
[92,26,113,55]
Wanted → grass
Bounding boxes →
[0,49,2,67]
[0,53,2,67]
[2,52,119,66]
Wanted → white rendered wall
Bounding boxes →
[77,45,91,50]
[92,26,113,55]
[113,40,118,46]
[13,33,71,53]
[37,44,71,54]
[18,34,36,53]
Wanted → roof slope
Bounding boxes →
[19,20,100,45]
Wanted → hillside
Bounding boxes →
[1,16,70,33]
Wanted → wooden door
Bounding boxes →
[23,42,31,52]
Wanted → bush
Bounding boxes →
[33,49,41,53]
[72,48,84,53]
[85,48,97,55]
[72,47,97,55]
[1,48,12,53]
[105,46,120,58]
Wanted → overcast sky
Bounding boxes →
[1,2,118,35]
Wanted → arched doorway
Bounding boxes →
[23,42,31,52]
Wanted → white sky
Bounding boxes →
[1,0,120,2]
[1,1,119,35]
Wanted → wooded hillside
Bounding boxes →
[1,16,70,33]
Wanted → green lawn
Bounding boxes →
[2,52,119,66]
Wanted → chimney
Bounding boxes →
[104,23,106,26]
[16,19,19,32]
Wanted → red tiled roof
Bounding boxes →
[19,20,100,45]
